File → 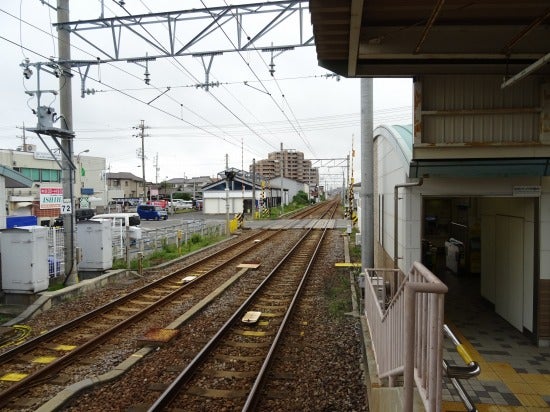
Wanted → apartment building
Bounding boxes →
[252,149,319,187]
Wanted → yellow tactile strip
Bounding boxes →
[443,325,550,410]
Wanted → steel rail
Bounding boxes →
[147,222,329,411]
[243,220,330,410]
[0,229,280,405]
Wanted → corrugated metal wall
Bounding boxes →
[419,75,541,145]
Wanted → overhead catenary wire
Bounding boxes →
[220,0,316,156]
[200,0,317,156]
[0,8,263,155]
[113,0,279,153]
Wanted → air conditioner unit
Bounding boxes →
[25,144,36,152]
[370,276,387,308]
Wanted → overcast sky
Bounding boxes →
[0,0,412,189]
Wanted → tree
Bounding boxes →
[292,190,309,205]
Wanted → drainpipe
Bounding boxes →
[394,178,423,269]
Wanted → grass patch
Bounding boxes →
[0,313,13,323]
[325,272,352,318]
[47,282,65,292]
[114,233,225,270]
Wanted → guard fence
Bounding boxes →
[47,220,227,279]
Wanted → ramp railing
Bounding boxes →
[364,262,448,411]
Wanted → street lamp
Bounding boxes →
[76,149,90,162]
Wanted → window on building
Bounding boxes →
[15,167,60,183]
[41,169,60,182]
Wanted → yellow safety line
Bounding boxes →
[335,262,362,268]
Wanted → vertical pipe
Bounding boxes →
[393,179,423,269]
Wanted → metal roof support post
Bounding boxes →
[360,78,374,269]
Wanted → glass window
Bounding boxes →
[19,168,40,181]
[41,169,60,182]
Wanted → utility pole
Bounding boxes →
[58,0,78,286]
[225,154,230,236]
[154,152,160,184]
[252,158,256,219]
[133,120,148,202]
[280,143,284,212]
[346,154,350,209]
[16,123,28,150]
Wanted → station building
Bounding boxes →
[364,74,550,344]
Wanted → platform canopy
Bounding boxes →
[310,0,550,80]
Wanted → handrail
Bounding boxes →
[443,324,480,412]
[363,261,447,412]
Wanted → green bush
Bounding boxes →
[292,190,309,205]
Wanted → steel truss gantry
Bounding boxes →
[53,1,313,65]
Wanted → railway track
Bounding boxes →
[148,222,331,411]
[0,229,290,408]
[0,199,342,410]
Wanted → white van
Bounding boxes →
[91,212,142,242]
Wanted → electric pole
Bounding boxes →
[58,0,78,286]
[133,120,148,202]
[280,143,284,212]
[16,123,28,150]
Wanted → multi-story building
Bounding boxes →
[251,150,319,187]
[0,146,106,224]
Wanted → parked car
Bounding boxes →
[169,199,193,210]
[91,212,142,245]
[52,208,96,226]
[136,204,168,221]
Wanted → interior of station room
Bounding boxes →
[421,195,537,336]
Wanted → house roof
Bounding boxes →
[107,172,143,181]
[203,175,262,191]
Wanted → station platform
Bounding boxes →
[441,271,550,410]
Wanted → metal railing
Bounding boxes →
[47,220,226,271]
[363,262,448,412]
[443,324,480,412]
[47,227,65,280]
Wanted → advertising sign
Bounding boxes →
[40,187,63,209]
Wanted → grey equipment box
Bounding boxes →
[76,219,113,271]
[0,225,49,293]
